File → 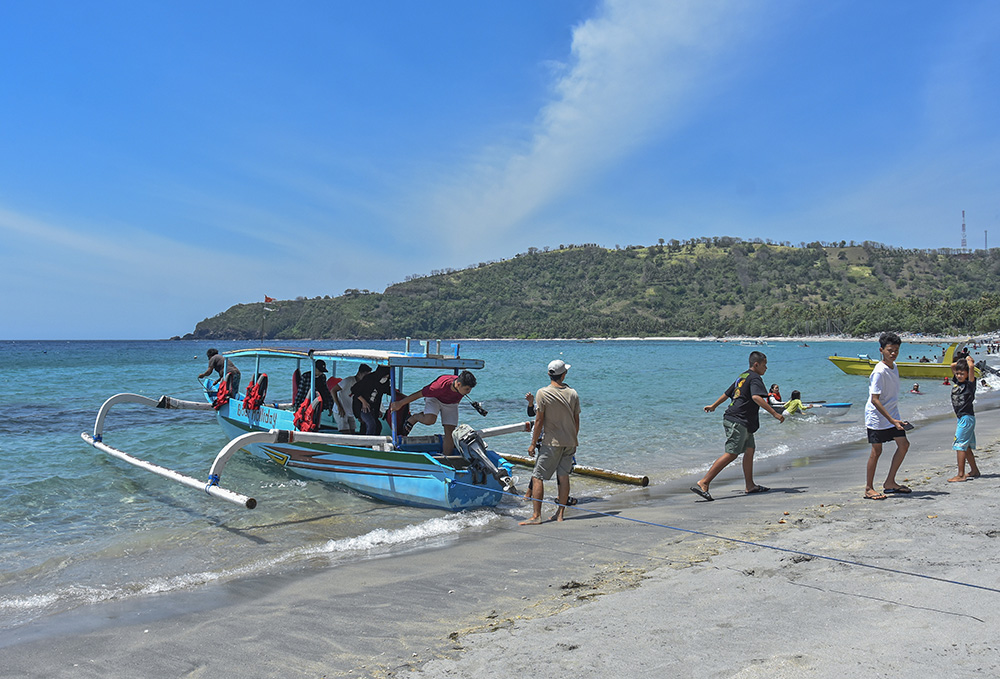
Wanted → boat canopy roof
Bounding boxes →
[223,345,484,370]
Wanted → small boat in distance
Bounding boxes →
[773,401,853,417]
[82,341,525,511]
[828,342,981,379]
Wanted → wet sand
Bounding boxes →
[3,407,999,678]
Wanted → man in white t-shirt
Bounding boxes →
[864,332,911,500]
[332,364,371,433]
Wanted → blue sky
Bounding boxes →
[2,0,998,339]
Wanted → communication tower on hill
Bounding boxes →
[962,210,967,250]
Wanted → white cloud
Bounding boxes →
[422,0,770,249]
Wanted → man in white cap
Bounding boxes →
[519,359,581,525]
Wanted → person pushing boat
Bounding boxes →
[781,390,813,415]
[199,348,241,394]
[520,359,580,525]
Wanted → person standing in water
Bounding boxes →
[691,351,784,502]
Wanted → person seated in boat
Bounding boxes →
[781,390,812,415]
[767,384,782,405]
[295,360,335,416]
[351,365,392,435]
[198,348,241,395]
[332,364,371,433]
[910,383,922,394]
[390,371,477,455]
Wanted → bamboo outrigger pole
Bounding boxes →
[83,392,256,509]
[478,422,649,487]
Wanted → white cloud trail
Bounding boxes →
[426,0,768,246]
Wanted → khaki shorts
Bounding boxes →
[424,397,459,427]
[532,444,576,480]
[723,419,755,456]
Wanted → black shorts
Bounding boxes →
[867,427,907,444]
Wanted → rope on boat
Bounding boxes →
[451,480,1000,595]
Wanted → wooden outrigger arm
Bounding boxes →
[82,392,257,509]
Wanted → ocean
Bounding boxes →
[1,337,989,636]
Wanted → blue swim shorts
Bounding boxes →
[954,414,976,451]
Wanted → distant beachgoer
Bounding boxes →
[948,353,980,482]
[520,359,580,525]
[910,383,922,394]
[691,351,784,502]
[332,364,371,433]
[199,348,241,395]
[782,390,812,415]
[351,365,392,435]
[864,332,911,500]
[390,371,477,455]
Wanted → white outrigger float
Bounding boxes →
[82,341,525,511]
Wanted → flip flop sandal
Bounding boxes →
[690,486,714,502]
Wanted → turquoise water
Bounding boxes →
[0,338,974,631]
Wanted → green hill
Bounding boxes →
[189,239,1000,339]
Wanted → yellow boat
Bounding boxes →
[828,342,981,379]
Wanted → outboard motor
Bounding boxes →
[452,424,517,494]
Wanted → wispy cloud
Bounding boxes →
[422,0,769,248]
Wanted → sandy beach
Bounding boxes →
[3,402,999,678]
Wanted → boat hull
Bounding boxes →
[827,356,977,379]
[217,409,509,511]
[816,403,851,417]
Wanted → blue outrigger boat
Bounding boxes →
[82,341,525,511]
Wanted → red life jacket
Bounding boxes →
[212,378,231,410]
[243,373,268,411]
[294,395,322,432]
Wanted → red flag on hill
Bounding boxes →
[264,296,275,303]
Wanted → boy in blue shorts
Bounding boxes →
[691,351,785,501]
[864,332,912,500]
[947,350,980,482]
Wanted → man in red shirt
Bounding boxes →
[390,371,477,455]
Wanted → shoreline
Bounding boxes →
[13,334,997,345]
[4,403,1000,676]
